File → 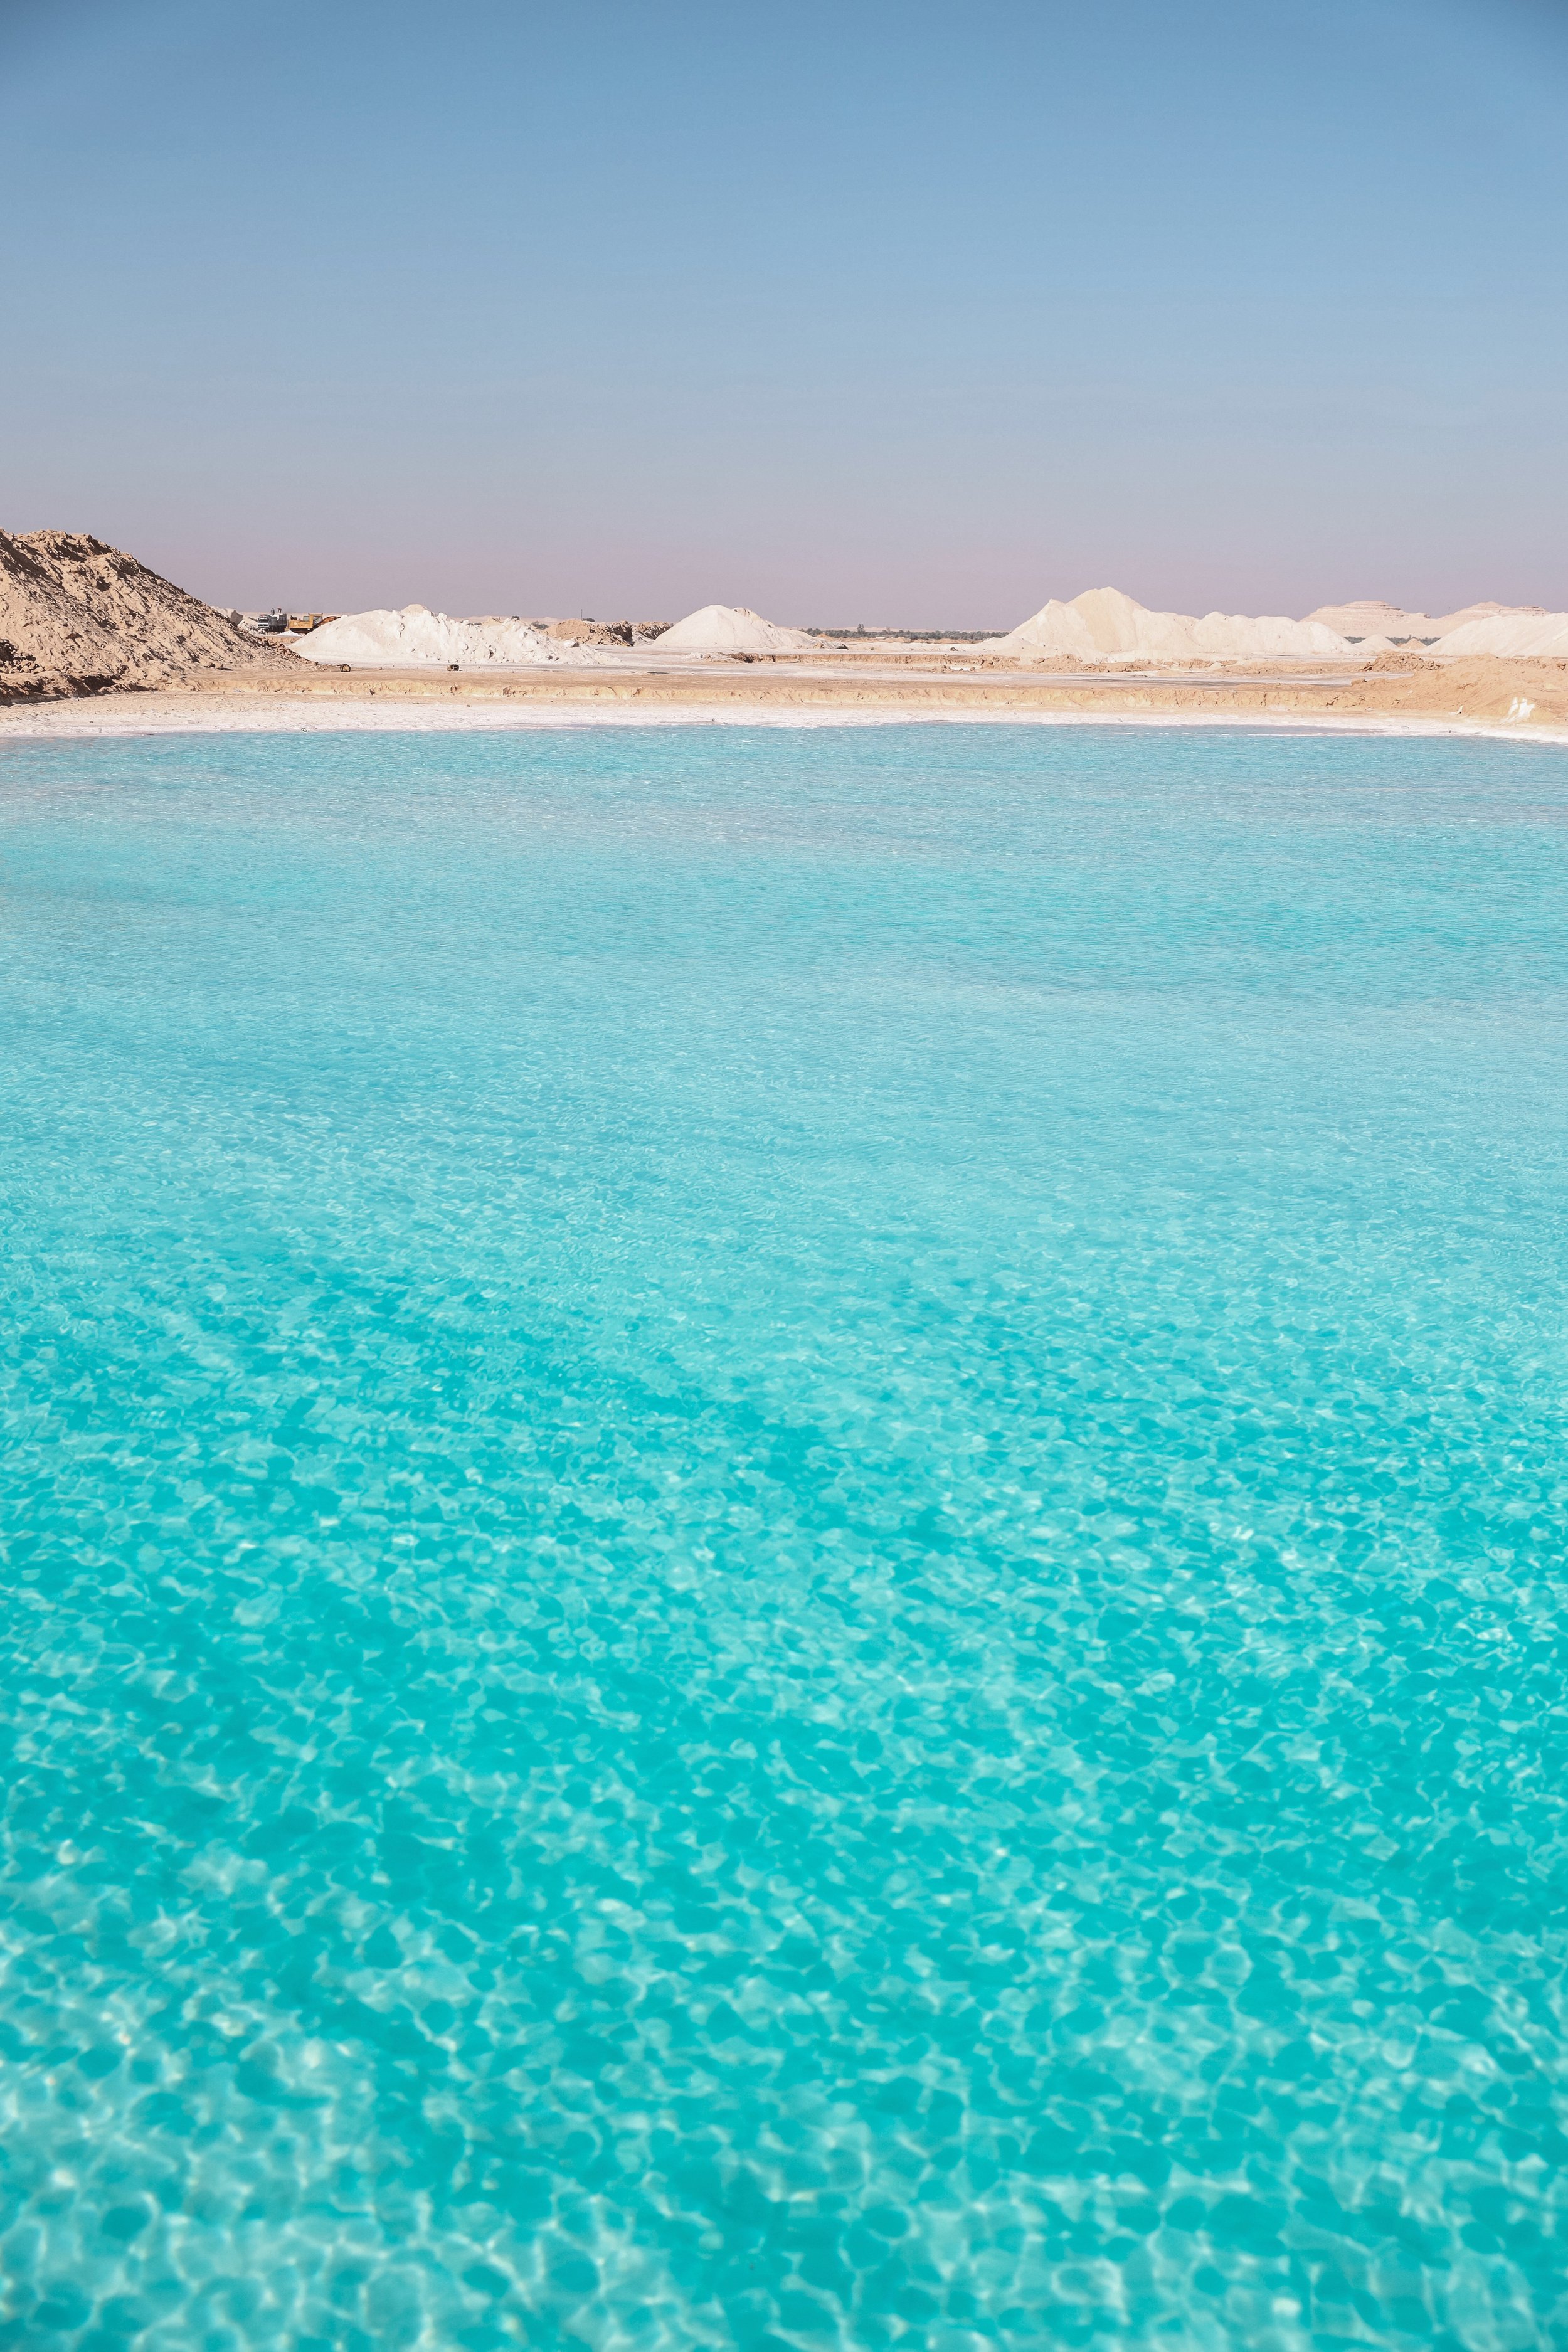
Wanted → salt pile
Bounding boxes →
[652,605,811,654]
[1190,608,1352,660]
[993,587,1352,665]
[295,606,607,668]
[1429,610,1568,660]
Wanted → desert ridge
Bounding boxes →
[1301,598,1546,644]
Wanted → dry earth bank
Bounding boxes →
[5,655,1565,738]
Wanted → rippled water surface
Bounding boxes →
[2,723,1567,2352]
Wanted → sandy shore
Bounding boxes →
[2,654,1566,744]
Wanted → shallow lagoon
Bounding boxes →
[1,724,1565,2350]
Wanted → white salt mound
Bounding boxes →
[1429,611,1568,660]
[993,587,1352,666]
[652,605,811,654]
[1190,609,1351,660]
[295,605,603,668]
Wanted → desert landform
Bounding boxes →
[0,529,297,697]
[3,531,1566,738]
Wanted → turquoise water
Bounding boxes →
[1,722,1566,2352]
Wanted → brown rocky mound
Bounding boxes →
[1364,649,1435,673]
[0,529,298,702]
[544,617,674,646]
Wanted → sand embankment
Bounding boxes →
[3,652,1564,741]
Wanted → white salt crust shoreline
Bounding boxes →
[0,697,1564,750]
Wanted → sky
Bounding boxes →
[3,0,1565,627]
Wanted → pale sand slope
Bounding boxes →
[295,605,617,667]
[652,605,813,653]
[994,587,1353,665]
[0,530,295,700]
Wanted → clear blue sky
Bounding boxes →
[4,0,1565,626]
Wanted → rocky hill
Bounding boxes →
[0,530,297,701]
